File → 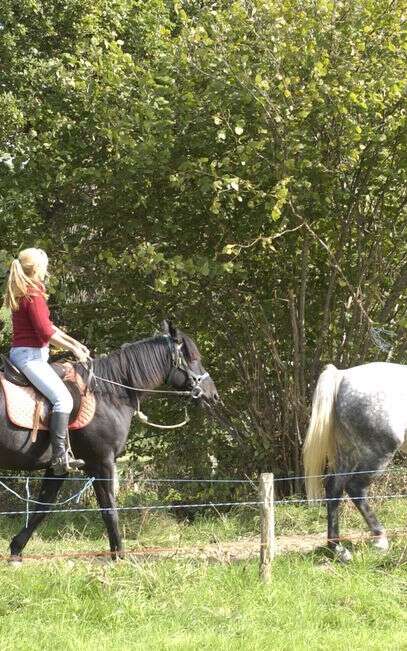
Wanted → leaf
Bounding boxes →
[222,244,237,255]
[255,73,269,91]
[0,154,14,171]
[271,206,281,221]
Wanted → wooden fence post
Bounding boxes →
[259,472,275,582]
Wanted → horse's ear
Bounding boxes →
[162,318,181,342]
[168,320,182,343]
[161,320,170,335]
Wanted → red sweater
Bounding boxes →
[11,286,55,348]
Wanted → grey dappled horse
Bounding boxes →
[0,321,218,562]
[303,362,407,562]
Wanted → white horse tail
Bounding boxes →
[303,364,342,501]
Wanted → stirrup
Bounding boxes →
[51,452,85,475]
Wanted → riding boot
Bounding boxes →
[49,411,85,475]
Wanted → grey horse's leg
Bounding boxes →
[88,460,123,560]
[9,469,66,562]
[346,474,389,551]
[326,473,352,562]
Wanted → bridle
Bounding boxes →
[80,335,210,430]
[164,335,210,400]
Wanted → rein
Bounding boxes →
[91,374,193,397]
[91,373,192,430]
[80,338,209,431]
[134,396,190,430]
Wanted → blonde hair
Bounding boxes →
[3,248,48,311]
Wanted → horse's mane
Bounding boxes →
[77,331,201,403]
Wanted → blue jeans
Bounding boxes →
[9,346,73,414]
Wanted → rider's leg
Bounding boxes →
[9,346,84,474]
[47,411,85,475]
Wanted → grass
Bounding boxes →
[0,545,406,651]
[0,495,405,650]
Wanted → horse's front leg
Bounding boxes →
[326,474,352,562]
[88,460,123,560]
[9,469,65,563]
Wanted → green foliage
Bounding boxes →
[0,0,406,483]
[0,306,11,353]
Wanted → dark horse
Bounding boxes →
[0,321,218,562]
[303,362,407,562]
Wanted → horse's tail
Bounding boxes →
[303,364,342,501]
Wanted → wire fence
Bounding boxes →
[1,495,407,518]
[0,467,406,514]
[0,464,406,483]
[0,466,406,562]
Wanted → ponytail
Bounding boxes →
[3,248,48,312]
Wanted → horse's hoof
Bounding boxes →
[334,545,352,563]
[8,555,22,567]
[111,552,125,562]
[372,534,389,552]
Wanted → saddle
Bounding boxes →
[0,357,96,440]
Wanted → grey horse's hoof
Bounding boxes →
[333,544,353,563]
[372,534,389,552]
[8,555,23,567]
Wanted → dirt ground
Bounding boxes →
[130,532,331,563]
[7,530,385,565]
[130,529,388,564]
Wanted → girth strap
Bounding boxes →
[31,398,44,442]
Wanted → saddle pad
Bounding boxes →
[62,363,96,429]
[0,370,96,432]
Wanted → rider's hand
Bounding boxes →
[73,346,90,364]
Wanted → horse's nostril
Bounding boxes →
[213,392,219,403]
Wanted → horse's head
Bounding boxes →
[161,320,219,406]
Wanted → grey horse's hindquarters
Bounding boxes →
[400,438,407,454]
[335,366,407,463]
[305,361,407,562]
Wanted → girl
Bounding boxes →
[3,247,89,474]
